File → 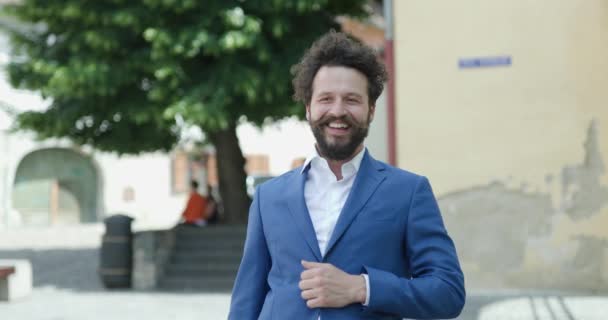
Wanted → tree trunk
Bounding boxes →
[209,125,250,224]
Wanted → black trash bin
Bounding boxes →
[99,214,134,288]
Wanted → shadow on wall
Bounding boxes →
[440,120,608,291]
[0,248,104,292]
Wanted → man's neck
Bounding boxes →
[317,144,364,181]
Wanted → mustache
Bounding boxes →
[315,115,356,127]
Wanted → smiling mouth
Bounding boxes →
[326,121,350,129]
[324,123,352,138]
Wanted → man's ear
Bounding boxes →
[369,105,376,123]
[305,105,311,121]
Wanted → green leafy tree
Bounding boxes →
[1,0,368,223]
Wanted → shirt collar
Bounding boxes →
[301,146,366,176]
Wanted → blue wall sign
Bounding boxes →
[459,56,512,69]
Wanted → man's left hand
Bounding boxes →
[299,260,366,308]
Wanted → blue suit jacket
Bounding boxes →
[229,151,465,319]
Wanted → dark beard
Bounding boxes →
[310,115,370,161]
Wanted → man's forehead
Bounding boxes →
[311,65,368,96]
[314,90,364,97]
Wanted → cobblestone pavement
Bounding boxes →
[1,225,606,319]
[1,289,607,320]
[458,291,608,320]
[0,288,230,320]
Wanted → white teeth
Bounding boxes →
[328,122,348,129]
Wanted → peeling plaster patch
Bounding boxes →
[439,181,553,273]
[566,236,608,288]
[561,120,608,220]
[525,233,579,268]
[439,120,608,290]
[510,234,608,291]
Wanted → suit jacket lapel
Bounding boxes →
[285,169,323,261]
[323,151,386,259]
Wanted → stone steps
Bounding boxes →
[158,225,246,292]
[171,251,243,265]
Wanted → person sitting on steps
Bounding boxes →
[181,180,210,227]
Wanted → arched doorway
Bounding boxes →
[12,148,99,225]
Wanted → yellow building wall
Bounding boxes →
[394,0,608,291]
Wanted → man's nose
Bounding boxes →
[327,99,347,117]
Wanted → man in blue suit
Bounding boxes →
[229,31,465,319]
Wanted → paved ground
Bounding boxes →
[0,289,231,320]
[2,289,607,320]
[458,292,607,320]
[1,225,607,319]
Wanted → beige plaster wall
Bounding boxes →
[393,0,608,291]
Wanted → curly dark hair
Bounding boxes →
[291,30,388,106]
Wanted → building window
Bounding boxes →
[122,187,135,202]
[245,154,270,175]
[171,150,206,194]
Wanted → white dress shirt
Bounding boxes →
[302,146,370,307]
